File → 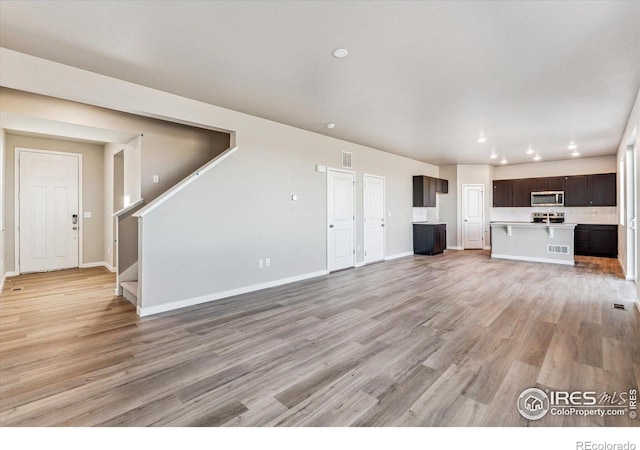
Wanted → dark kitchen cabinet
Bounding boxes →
[512,178,532,207]
[574,224,617,258]
[547,176,565,191]
[493,180,512,207]
[565,174,616,207]
[436,178,449,194]
[413,176,436,207]
[564,175,589,207]
[530,178,547,192]
[588,173,616,206]
[530,176,564,192]
[413,176,449,207]
[413,223,447,255]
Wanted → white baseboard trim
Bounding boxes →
[137,269,329,317]
[617,256,635,280]
[5,271,18,277]
[80,261,115,272]
[447,246,463,250]
[384,251,413,261]
[0,273,5,293]
[355,261,365,268]
[483,246,491,250]
[491,253,575,266]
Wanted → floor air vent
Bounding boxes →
[342,151,352,169]
[11,287,23,292]
[612,303,627,311]
[547,244,569,254]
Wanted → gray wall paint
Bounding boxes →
[4,134,105,269]
[0,88,231,204]
[140,126,437,309]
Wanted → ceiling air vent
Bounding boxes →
[547,245,569,254]
[342,151,352,169]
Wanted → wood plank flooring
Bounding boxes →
[1,251,638,426]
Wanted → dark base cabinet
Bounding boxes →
[413,223,446,255]
[574,224,617,258]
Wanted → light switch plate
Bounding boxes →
[153,175,159,184]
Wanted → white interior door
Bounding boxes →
[327,169,355,272]
[18,150,80,273]
[364,174,385,264]
[462,184,484,249]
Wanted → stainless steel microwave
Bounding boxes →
[531,191,564,206]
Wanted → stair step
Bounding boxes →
[120,281,138,305]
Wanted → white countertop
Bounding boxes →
[413,222,447,225]
[490,221,577,228]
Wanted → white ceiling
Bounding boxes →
[0,1,638,166]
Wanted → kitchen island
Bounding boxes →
[490,222,577,265]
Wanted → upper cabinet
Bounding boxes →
[413,176,448,207]
[564,175,589,206]
[588,173,616,206]
[512,178,532,207]
[493,173,616,208]
[492,180,513,207]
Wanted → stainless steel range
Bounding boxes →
[532,211,565,224]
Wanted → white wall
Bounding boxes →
[0,48,439,313]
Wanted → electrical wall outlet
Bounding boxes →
[258,259,264,268]
[83,212,92,218]
[265,258,270,267]
[153,175,159,184]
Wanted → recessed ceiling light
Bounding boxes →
[533,155,541,161]
[490,153,498,159]
[477,135,487,143]
[500,158,508,164]
[326,123,335,129]
[526,147,535,155]
[571,151,580,157]
[332,48,349,58]
[568,142,577,150]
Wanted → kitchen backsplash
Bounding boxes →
[413,207,439,223]
[490,207,618,225]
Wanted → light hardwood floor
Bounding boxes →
[1,251,638,426]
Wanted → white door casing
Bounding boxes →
[462,184,484,249]
[363,174,385,264]
[327,168,355,272]
[17,149,81,273]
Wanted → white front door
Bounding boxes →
[364,174,385,264]
[18,149,80,273]
[327,169,355,272]
[462,184,484,249]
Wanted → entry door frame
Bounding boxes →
[326,167,356,272]
[461,183,485,250]
[14,147,84,274]
[363,173,386,264]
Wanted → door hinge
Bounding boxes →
[353,249,355,254]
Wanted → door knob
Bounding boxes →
[72,226,78,230]
[329,224,334,228]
